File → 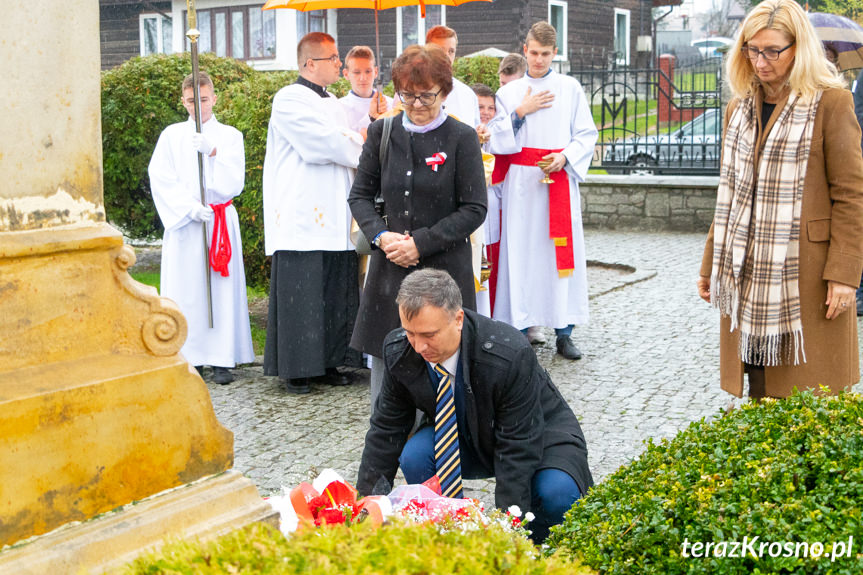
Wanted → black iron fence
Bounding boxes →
[571,56,724,175]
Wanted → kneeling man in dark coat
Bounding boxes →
[357,269,593,542]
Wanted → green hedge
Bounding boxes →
[547,390,863,574]
[453,55,502,92]
[122,517,596,574]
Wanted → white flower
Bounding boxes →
[524,512,535,523]
[507,505,522,518]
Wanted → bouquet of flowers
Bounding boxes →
[267,469,391,532]
[268,469,532,539]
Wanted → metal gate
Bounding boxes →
[571,55,724,175]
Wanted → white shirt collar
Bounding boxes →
[434,349,460,377]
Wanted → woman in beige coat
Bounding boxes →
[697,0,863,399]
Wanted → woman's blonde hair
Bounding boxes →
[726,0,844,100]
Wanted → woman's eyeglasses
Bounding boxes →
[399,89,442,106]
[742,42,794,61]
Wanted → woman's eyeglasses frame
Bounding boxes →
[399,89,443,107]
[741,42,795,62]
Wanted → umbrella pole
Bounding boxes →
[186,0,214,329]
[374,8,382,93]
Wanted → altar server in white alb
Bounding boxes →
[262,32,364,395]
[487,21,598,360]
[148,71,255,385]
[425,26,481,128]
[339,45,392,135]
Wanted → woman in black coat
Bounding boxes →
[348,44,487,401]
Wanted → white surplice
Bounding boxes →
[339,90,394,133]
[443,78,481,127]
[263,83,363,254]
[148,116,254,368]
[487,71,598,330]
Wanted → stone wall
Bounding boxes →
[580,175,719,232]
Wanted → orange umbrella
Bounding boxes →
[263,0,492,82]
[263,0,489,17]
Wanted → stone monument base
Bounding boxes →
[0,470,277,574]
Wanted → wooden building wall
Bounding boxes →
[100,0,171,70]
[336,0,646,77]
[334,0,527,78]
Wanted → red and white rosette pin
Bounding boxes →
[425,152,447,172]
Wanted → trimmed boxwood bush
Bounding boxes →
[122,517,596,574]
[548,390,863,574]
[453,55,502,92]
[102,53,254,242]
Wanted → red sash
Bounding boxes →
[491,147,574,277]
[209,200,232,277]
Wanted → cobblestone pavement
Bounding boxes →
[204,230,863,509]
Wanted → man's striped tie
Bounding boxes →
[434,364,464,498]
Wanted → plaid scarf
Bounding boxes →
[710,90,822,366]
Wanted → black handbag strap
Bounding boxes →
[379,115,393,172]
[374,115,393,209]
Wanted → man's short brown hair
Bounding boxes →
[391,44,453,97]
[345,45,375,66]
[426,25,457,44]
[498,53,527,76]
[297,31,336,65]
[526,21,558,48]
[182,71,214,93]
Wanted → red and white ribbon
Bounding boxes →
[425,152,447,172]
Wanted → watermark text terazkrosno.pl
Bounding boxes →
[681,536,854,562]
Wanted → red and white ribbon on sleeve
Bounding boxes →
[425,152,447,172]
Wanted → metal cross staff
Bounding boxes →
[186,0,214,328]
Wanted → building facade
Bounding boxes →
[100,0,657,72]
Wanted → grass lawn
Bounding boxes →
[130,271,268,356]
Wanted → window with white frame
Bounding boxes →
[548,0,567,61]
[614,8,630,66]
[396,6,445,54]
[184,5,276,60]
[140,14,173,56]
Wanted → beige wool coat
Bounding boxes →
[701,87,863,398]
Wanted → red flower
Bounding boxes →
[315,507,349,526]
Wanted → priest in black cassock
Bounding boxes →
[262,32,365,394]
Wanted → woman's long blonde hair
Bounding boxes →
[726,0,844,100]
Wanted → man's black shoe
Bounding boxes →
[282,378,311,394]
[315,367,352,387]
[210,367,235,385]
[857,297,863,317]
[556,336,582,360]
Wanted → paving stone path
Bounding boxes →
[198,230,863,509]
